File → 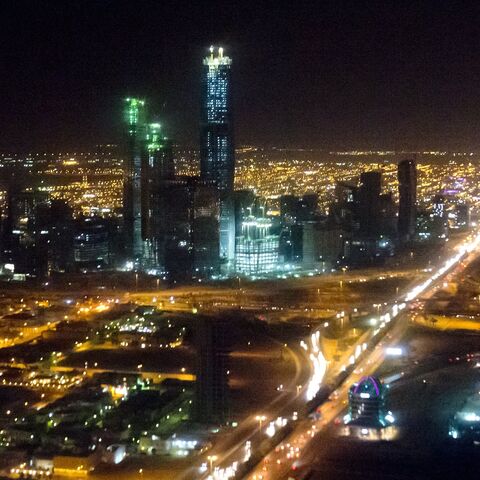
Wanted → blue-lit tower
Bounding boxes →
[200,46,235,270]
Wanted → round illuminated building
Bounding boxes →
[342,376,396,440]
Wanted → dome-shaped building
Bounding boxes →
[342,376,396,440]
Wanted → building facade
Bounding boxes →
[123,98,146,268]
[235,216,279,276]
[397,159,417,243]
[194,317,230,425]
[143,123,175,270]
[200,47,235,270]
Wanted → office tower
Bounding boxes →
[280,195,299,226]
[191,180,221,276]
[33,200,75,276]
[73,217,112,270]
[358,171,382,237]
[162,177,220,281]
[432,194,448,240]
[378,192,397,238]
[432,194,447,220]
[123,97,146,268]
[200,46,235,269]
[2,189,49,276]
[235,214,279,276]
[48,200,75,273]
[298,193,318,221]
[397,159,417,242]
[194,316,230,424]
[143,123,175,269]
[454,203,469,230]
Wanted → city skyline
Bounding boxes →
[1,4,480,480]
[3,1,480,151]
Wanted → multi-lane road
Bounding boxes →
[240,231,480,480]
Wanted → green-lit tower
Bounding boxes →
[143,122,175,270]
[123,97,146,267]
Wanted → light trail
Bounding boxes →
[245,230,480,480]
[306,331,328,401]
[198,231,480,480]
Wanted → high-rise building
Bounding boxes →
[358,171,382,237]
[33,200,75,276]
[280,194,299,226]
[73,217,112,270]
[200,46,235,270]
[161,177,220,281]
[397,159,417,242]
[431,194,448,240]
[123,97,146,268]
[454,203,470,230]
[235,215,279,276]
[194,316,230,425]
[143,123,175,269]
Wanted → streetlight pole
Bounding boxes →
[255,415,266,430]
[207,455,217,473]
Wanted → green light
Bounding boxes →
[146,122,167,151]
[124,97,145,127]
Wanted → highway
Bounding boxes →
[238,231,480,480]
[180,341,312,480]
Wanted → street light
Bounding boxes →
[207,455,217,472]
[255,415,266,429]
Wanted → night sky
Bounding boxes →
[2,0,480,151]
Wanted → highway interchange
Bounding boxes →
[201,231,480,480]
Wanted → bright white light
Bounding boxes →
[385,347,403,356]
[244,441,251,462]
[306,331,328,401]
[265,422,276,437]
[462,412,480,422]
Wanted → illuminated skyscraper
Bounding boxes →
[235,215,279,276]
[143,122,174,269]
[200,46,235,269]
[398,159,417,243]
[123,98,146,267]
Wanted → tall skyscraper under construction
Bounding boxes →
[143,122,175,270]
[123,98,146,267]
[200,46,235,270]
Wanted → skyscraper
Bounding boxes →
[200,46,235,270]
[397,159,417,243]
[123,97,146,268]
[143,122,175,269]
[162,177,220,281]
[358,171,382,237]
[194,316,230,424]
